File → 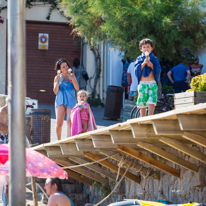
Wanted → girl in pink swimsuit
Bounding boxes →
[70,90,97,135]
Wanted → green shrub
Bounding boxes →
[133,90,138,102]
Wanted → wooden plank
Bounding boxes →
[99,149,150,175]
[182,132,206,148]
[160,136,206,164]
[174,97,194,104]
[68,156,116,180]
[175,91,195,99]
[55,159,107,184]
[65,169,92,186]
[130,123,158,139]
[196,91,206,97]
[175,103,194,109]
[109,130,139,144]
[60,143,84,156]
[152,120,182,135]
[117,146,180,177]
[37,150,47,156]
[136,142,199,173]
[91,135,117,148]
[45,146,65,158]
[75,139,99,151]
[84,153,141,184]
[178,114,206,131]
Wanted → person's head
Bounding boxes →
[44,177,63,196]
[77,90,89,103]
[73,58,80,68]
[139,38,154,55]
[54,59,70,74]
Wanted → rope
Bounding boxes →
[94,160,133,206]
[116,156,129,181]
[62,153,119,169]
[140,168,152,179]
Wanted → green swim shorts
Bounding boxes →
[136,81,157,108]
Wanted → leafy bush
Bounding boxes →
[161,85,174,95]
[87,94,104,107]
[187,73,206,92]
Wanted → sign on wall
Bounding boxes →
[25,99,38,116]
[38,33,49,50]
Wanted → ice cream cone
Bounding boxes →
[68,68,72,82]
[57,70,61,76]
[145,51,150,60]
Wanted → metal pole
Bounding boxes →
[79,38,83,89]
[8,0,26,205]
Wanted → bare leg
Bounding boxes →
[66,108,72,137]
[148,104,155,116]
[55,105,66,140]
[82,121,88,133]
[140,108,147,117]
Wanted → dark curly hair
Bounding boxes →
[47,177,63,192]
[139,38,154,48]
[54,59,70,70]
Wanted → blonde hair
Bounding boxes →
[77,90,89,98]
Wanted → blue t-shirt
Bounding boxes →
[170,63,189,82]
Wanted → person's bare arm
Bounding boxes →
[53,76,60,95]
[69,74,79,91]
[167,71,174,84]
[127,73,131,85]
[186,70,191,83]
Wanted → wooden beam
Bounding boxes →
[60,143,84,156]
[99,149,149,175]
[68,156,116,180]
[109,130,139,144]
[91,135,117,148]
[45,146,65,158]
[75,139,99,151]
[31,177,38,206]
[130,123,158,139]
[160,136,206,164]
[136,142,199,173]
[55,159,107,184]
[64,169,92,186]
[178,114,206,131]
[117,146,180,178]
[84,153,141,184]
[182,132,206,148]
[37,150,47,156]
[152,120,182,135]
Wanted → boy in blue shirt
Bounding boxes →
[135,38,161,117]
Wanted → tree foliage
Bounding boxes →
[61,0,206,62]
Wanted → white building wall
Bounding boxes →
[83,42,124,103]
[198,51,206,74]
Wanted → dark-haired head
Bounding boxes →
[54,59,70,71]
[73,58,80,68]
[47,177,63,192]
[139,38,154,49]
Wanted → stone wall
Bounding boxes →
[84,145,206,205]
